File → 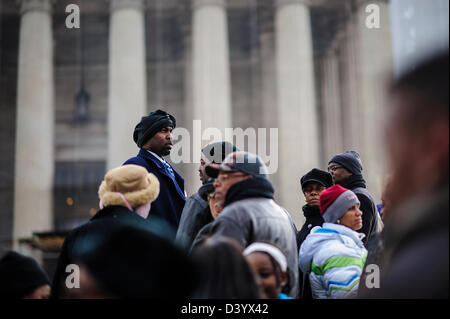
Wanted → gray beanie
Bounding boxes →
[328,150,363,175]
[201,141,238,164]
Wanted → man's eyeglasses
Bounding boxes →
[328,165,343,173]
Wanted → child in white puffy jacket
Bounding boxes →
[299,185,368,299]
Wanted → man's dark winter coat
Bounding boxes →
[176,192,213,247]
[124,149,186,229]
[339,174,379,245]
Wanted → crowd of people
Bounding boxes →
[0,51,448,299]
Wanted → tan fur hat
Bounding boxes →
[98,164,160,209]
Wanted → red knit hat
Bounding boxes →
[319,184,360,223]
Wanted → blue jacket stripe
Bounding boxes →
[327,274,359,290]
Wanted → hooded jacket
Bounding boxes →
[195,177,299,298]
[299,223,367,299]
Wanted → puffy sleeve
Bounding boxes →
[320,254,366,299]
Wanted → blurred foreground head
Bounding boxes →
[66,224,197,298]
[385,51,449,212]
[0,251,50,299]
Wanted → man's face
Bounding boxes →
[327,162,352,185]
[198,153,211,185]
[143,126,173,157]
[302,182,326,207]
[213,171,252,207]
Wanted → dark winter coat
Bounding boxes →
[297,205,324,249]
[193,177,299,298]
[339,174,379,246]
[50,205,174,299]
[176,191,212,248]
[297,204,324,299]
[123,149,186,229]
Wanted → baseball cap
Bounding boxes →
[205,151,269,179]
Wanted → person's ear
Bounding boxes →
[280,271,288,287]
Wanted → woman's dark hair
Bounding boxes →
[190,236,262,299]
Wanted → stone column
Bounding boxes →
[107,0,147,170]
[275,0,319,226]
[189,0,232,193]
[191,0,232,139]
[354,0,393,200]
[339,0,392,201]
[14,0,54,246]
[321,50,344,162]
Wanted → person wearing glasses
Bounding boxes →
[327,150,380,247]
[192,151,299,298]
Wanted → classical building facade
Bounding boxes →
[0,0,396,258]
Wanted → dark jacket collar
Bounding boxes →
[138,149,165,169]
[302,204,321,219]
[90,205,136,222]
[137,148,186,201]
[224,177,274,207]
[339,174,366,190]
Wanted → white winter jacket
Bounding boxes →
[298,223,367,299]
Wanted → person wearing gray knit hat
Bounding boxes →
[328,150,363,177]
[319,184,362,227]
[327,150,381,247]
[299,184,367,299]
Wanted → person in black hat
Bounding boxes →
[296,168,333,299]
[297,168,333,249]
[0,251,51,299]
[176,141,238,247]
[192,151,300,298]
[123,109,186,230]
[327,150,380,246]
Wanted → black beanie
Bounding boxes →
[301,168,333,188]
[0,251,50,298]
[328,150,363,175]
[133,109,176,148]
[201,141,238,164]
